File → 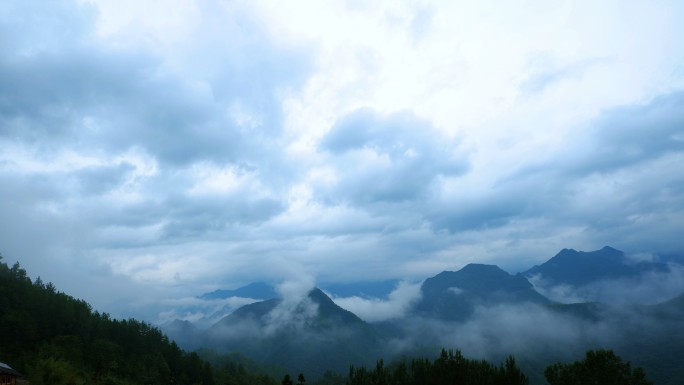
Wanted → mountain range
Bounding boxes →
[162,246,684,384]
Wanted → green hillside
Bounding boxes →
[0,255,275,385]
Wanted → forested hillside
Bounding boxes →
[0,256,275,385]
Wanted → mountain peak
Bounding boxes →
[307,288,367,325]
[308,287,333,303]
[428,263,521,292]
[599,246,624,255]
[459,263,508,275]
[206,287,381,378]
[558,248,578,256]
[413,263,551,320]
[523,246,639,286]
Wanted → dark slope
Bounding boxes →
[539,292,684,385]
[614,292,684,385]
[645,291,684,319]
[161,318,203,350]
[413,263,551,321]
[206,288,382,379]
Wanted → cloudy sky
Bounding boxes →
[1,0,683,319]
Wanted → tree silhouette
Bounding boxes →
[545,349,652,385]
[0,259,218,384]
[347,349,528,385]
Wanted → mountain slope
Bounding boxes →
[206,288,382,379]
[523,246,669,286]
[412,263,552,321]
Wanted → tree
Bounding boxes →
[29,357,85,385]
[0,256,222,385]
[297,373,306,385]
[282,374,293,385]
[500,355,527,385]
[347,349,527,385]
[545,349,652,385]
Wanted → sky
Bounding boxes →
[1,0,684,320]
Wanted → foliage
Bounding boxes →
[197,348,285,384]
[544,349,653,385]
[346,349,528,385]
[0,257,215,384]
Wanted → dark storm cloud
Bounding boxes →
[0,161,134,201]
[428,92,684,246]
[75,163,136,195]
[0,0,309,169]
[0,171,85,272]
[0,0,312,305]
[427,189,530,232]
[544,90,684,177]
[319,108,468,205]
[160,195,286,240]
[0,0,141,140]
[512,91,684,179]
[1,43,267,166]
[71,169,286,248]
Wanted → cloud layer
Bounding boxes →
[328,281,423,322]
[1,0,683,318]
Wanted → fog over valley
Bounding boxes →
[156,246,684,383]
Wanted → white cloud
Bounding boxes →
[1,0,684,320]
[529,264,684,305]
[331,281,422,322]
[155,295,260,325]
[448,287,464,296]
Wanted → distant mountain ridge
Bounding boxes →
[161,246,684,383]
[413,263,552,321]
[185,246,682,329]
[198,280,401,301]
[522,246,670,286]
[196,288,382,378]
[199,282,278,300]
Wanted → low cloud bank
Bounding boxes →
[156,296,261,327]
[265,275,318,335]
[383,300,671,368]
[528,263,684,305]
[329,281,422,322]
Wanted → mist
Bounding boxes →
[528,263,684,305]
[157,251,684,382]
[328,281,423,322]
